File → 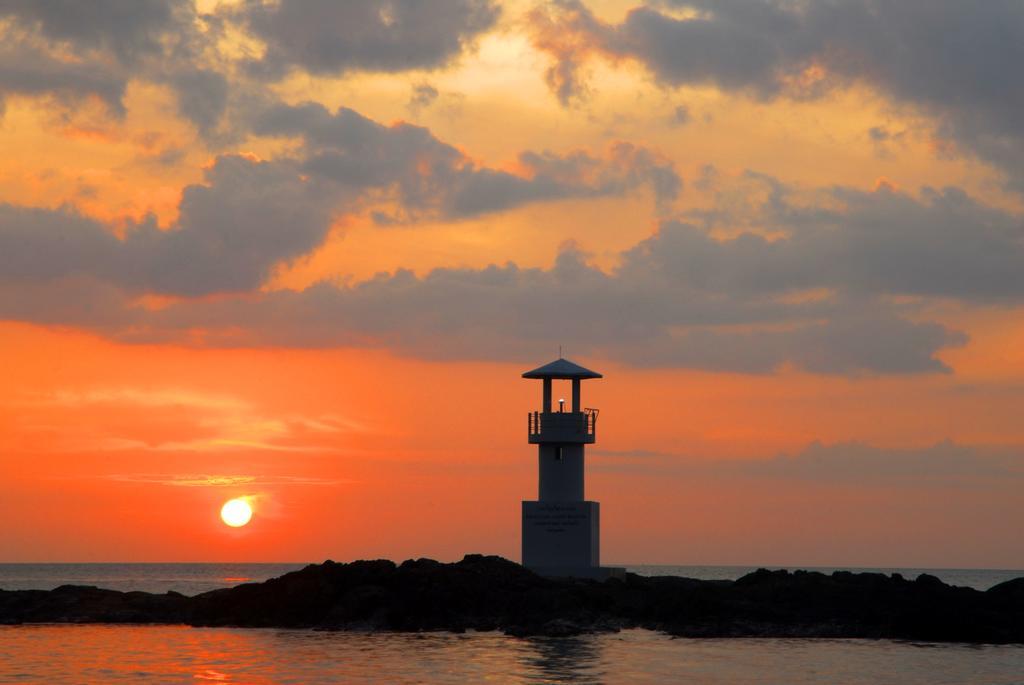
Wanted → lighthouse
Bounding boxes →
[521,357,624,579]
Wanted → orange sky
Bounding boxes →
[1,0,1024,566]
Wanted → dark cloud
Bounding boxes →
[407,82,440,113]
[236,0,500,78]
[0,39,128,117]
[527,0,604,105]
[0,276,138,331]
[116,175,1024,374]
[444,144,681,218]
[614,307,962,375]
[252,101,681,219]
[0,0,187,61]
[627,183,1024,302]
[0,0,502,138]
[129,155,337,295]
[868,127,891,143]
[168,67,230,136]
[9,134,1024,375]
[0,100,679,295]
[867,126,908,159]
[8,169,1024,374]
[0,154,336,296]
[0,0,217,129]
[670,104,691,126]
[54,231,960,375]
[530,0,1024,187]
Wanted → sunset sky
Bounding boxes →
[2,0,1024,567]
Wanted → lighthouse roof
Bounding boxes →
[522,357,603,379]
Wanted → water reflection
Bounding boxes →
[521,635,604,684]
[5,626,1024,684]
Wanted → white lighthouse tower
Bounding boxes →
[521,357,624,579]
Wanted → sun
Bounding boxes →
[220,498,253,527]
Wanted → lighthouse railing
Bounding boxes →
[527,409,597,441]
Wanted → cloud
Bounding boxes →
[0,91,1019,377]
[0,0,502,137]
[670,104,691,126]
[0,0,188,60]
[0,154,337,296]
[235,0,501,78]
[0,0,205,123]
[0,0,255,140]
[168,67,230,136]
[14,384,362,454]
[528,0,1024,187]
[41,387,248,412]
[407,82,440,113]
[0,0,503,140]
[0,38,128,117]
[752,440,1024,482]
[252,101,681,220]
[98,224,967,374]
[626,182,1024,303]
[106,473,349,487]
[592,440,1024,485]
[10,171,1024,374]
[0,100,678,299]
[527,0,605,105]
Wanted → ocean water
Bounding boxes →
[2,626,1024,684]
[0,563,1020,594]
[3,564,1023,684]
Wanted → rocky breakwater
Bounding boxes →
[2,555,1023,642]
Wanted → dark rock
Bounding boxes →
[1,557,1022,643]
[0,585,190,625]
[987,576,1024,605]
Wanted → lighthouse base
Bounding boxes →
[522,500,623,580]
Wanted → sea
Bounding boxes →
[2,564,1023,684]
